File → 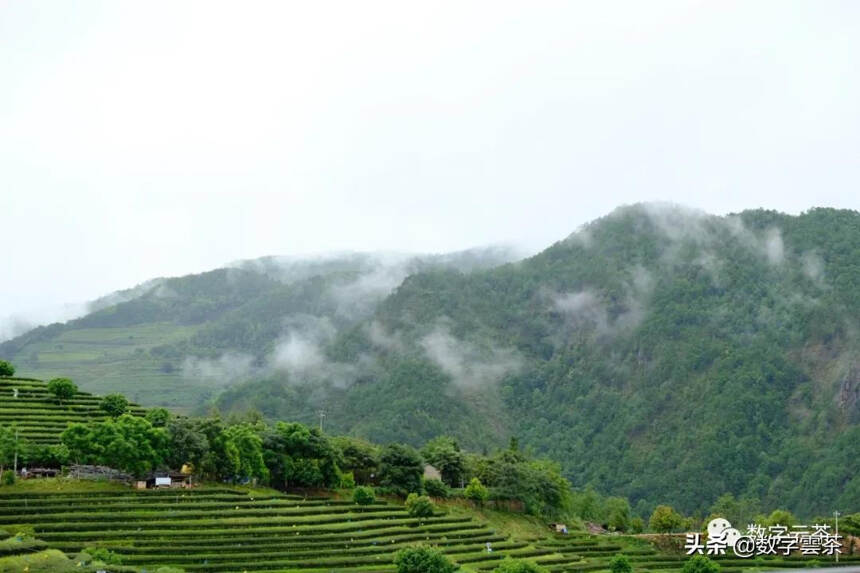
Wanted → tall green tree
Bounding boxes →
[47,378,77,404]
[0,426,18,476]
[421,436,466,487]
[0,361,14,377]
[60,415,168,477]
[214,423,267,482]
[650,505,684,533]
[99,394,130,418]
[379,443,424,495]
[262,421,340,488]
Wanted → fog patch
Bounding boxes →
[330,264,409,319]
[365,320,404,352]
[182,352,257,385]
[763,228,785,265]
[639,203,711,244]
[0,302,90,342]
[564,226,594,248]
[550,266,653,337]
[419,323,522,389]
[552,291,609,332]
[724,217,786,266]
[801,251,827,288]
[270,315,361,388]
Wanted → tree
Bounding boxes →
[405,493,434,518]
[332,436,379,485]
[214,423,268,482]
[606,496,632,532]
[353,486,376,505]
[60,414,168,477]
[379,443,424,495]
[494,558,549,573]
[609,555,633,573]
[145,407,171,427]
[0,361,14,377]
[421,436,466,487]
[100,394,130,418]
[630,516,645,534]
[650,504,684,533]
[262,422,340,488]
[681,555,720,573]
[165,417,210,471]
[47,378,77,404]
[759,509,797,527]
[393,546,456,573]
[0,426,17,477]
[465,477,489,507]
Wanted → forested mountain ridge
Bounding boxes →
[2,204,858,517]
[216,205,860,517]
[0,248,519,408]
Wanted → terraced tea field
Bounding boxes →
[2,484,856,573]
[0,485,596,572]
[0,377,146,445]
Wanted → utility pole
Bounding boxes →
[834,510,840,563]
[317,410,326,433]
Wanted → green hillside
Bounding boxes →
[0,250,516,410]
[0,377,145,446]
[2,205,858,518]
[216,206,860,517]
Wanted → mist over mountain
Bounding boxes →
[0,247,520,406]
[215,204,860,516]
[2,204,858,516]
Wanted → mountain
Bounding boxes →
[0,248,520,410]
[215,205,860,517]
[3,204,858,517]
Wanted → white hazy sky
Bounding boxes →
[1,1,859,335]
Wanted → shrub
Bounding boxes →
[630,516,645,533]
[465,477,489,507]
[145,407,171,427]
[394,546,456,573]
[0,361,14,377]
[405,493,435,518]
[82,547,123,565]
[99,393,130,418]
[609,555,633,573]
[353,486,376,505]
[681,555,720,573]
[340,471,356,489]
[424,478,449,498]
[1,471,15,486]
[494,557,549,572]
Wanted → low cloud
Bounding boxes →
[549,266,653,337]
[801,251,826,287]
[182,352,257,386]
[419,322,522,389]
[270,315,362,388]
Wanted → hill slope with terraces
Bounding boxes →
[2,483,856,572]
[0,377,145,446]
